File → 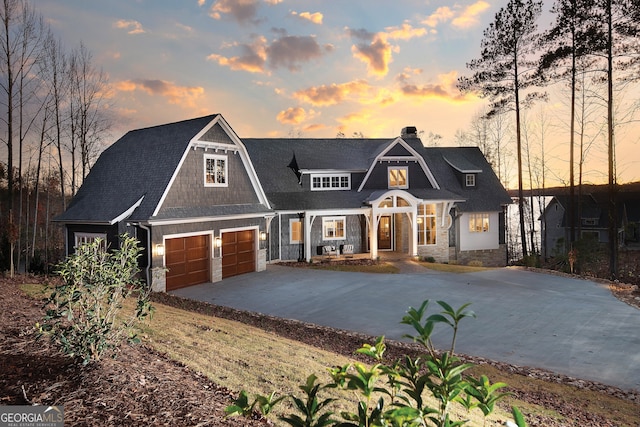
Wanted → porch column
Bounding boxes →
[304,214,315,261]
[410,207,418,256]
[370,212,379,260]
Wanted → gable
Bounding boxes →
[358,138,439,191]
[153,117,270,218]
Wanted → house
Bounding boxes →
[55,114,512,292]
[539,192,631,257]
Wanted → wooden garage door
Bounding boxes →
[165,235,210,291]
[222,230,255,279]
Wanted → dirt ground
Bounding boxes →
[1,273,639,426]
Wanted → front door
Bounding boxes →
[378,215,392,250]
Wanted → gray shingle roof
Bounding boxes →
[55,115,219,223]
[56,114,511,224]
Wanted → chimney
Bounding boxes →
[401,126,418,138]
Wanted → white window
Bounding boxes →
[204,154,227,187]
[469,213,490,233]
[465,174,476,187]
[311,173,350,191]
[322,216,346,240]
[290,219,303,244]
[417,204,437,245]
[74,232,107,249]
[388,166,408,189]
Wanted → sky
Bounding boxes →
[36,0,639,189]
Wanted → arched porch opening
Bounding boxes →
[366,190,421,260]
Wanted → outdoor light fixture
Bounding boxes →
[214,237,222,248]
[260,231,267,241]
[155,244,165,257]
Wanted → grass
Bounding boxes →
[308,262,400,274]
[22,282,640,427]
[417,262,493,274]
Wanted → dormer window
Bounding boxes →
[388,166,408,189]
[311,173,350,191]
[204,154,227,187]
[465,174,476,187]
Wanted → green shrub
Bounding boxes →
[38,234,154,365]
[423,256,436,263]
[227,300,527,427]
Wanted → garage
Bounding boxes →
[222,230,256,278]
[165,235,211,291]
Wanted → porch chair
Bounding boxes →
[322,245,337,259]
[342,244,354,258]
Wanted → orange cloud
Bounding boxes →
[303,123,327,133]
[293,80,372,106]
[398,71,469,102]
[422,1,489,30]
[452,1,490,28]
[384,22,427,40]
[351,35,394,76]
[113,19,145,34]
[292,11,323,24]
[277,107,307,124]
[114,79,204,108]
[207,36,268,73]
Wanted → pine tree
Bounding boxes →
[458,0,544,260]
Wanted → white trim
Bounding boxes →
[465,174,476,187]
[322,216,346,240]
[148,212,275,226]
[358,137,440,191]
[74,232,107,249]
[310,173,351,191]
[111,195,145,225]
[388,166,409,189]
[204,153,228,187]
[443,156,483,173]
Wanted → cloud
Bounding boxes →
[209,0,260,24]
[452,1,490,29]
[293,80,372,106]
[267,35,331,71]
[423,7,455,28]
[421,1,489,29]
[384,22,427,40]
[207,35,268,73]
[210,33,331,73]
[351,35,394,76]
[347,23,424,77]
[114,79,204,108]
[398,71,469,102]
[302,123,327,133]
[277,107,307,124]
[291,11,323,24]
[113,19,145,34]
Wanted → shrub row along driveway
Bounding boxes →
[173,264,640,391]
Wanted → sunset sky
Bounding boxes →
[36,0,639,188]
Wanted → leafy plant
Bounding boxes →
[227,299,526,426]
[38,234,154,365]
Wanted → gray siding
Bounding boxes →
[160,147,259,210]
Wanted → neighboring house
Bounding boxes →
[539,193,630,257]
[55,114,512,292]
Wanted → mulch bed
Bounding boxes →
[1,272,639,426]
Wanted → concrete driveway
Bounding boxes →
[172,263,640,391]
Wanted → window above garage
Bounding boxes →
[311,173,350,191]
[204,154,227,187]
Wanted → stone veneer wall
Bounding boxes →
[448,244,507,267]
[416,204,450,263]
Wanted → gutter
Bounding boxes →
[135,222,152,286]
